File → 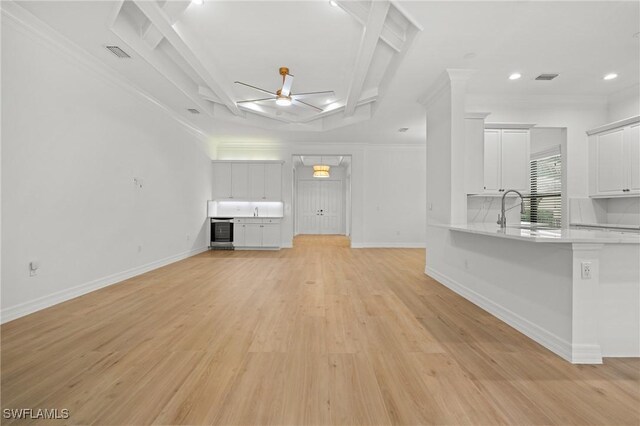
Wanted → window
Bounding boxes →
[522,147,562,227]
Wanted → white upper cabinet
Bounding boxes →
[249,164,265,199]
[212,161,283,201]
[481,128,530,194]
[212,163,232,199]
[264,163,282,200]
[231,163,249,199]
[588,117,640,197]
[627,123,640,192]
[501,130,530,192]
[483,129,501,193]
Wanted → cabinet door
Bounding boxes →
[483,130,501,193]
[249,164,265,200]
[261,224,280,247]
[231,163,249,199]
[500,130,529,192]
[264,163,282,200]
[233,224,246,246]
[212,163,232,199]
[597,128,626,194]
[244,224,262,247]
[626,123,640,193]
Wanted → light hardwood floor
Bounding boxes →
[2,235,639,425]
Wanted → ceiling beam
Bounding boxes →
[134,0,242,116]
[142,1,191,50]
[336,0,403,52]
[343,1,390,117]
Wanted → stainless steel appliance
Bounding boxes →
[210,218,234,250]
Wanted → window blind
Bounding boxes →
[522,151,562,227]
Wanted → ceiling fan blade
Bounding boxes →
[281,73,294,97]
[234,81,276,96]
[292,98,323,112]
[291,90,335,99]
[237,98,275,104]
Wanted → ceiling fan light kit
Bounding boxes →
[235,67,334,112]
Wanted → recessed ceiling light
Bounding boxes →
[192,0,204,5]
[603,73,618,81]
[398,127,409,132]
[187,108,200,114]
[329,1,338,6]
[509,73,522,80]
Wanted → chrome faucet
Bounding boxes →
[253,207,259,217]
[497,189,525,228]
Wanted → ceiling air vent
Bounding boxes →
[105,45,131,58]
[398,127,409,132]
[535,73,559,81]
[187,108,200,114]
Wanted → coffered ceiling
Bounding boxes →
[4,1,640,147]
[104,0,420,132]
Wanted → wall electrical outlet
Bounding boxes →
[581,262,592,279]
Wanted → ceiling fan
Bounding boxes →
[235,67,334,112]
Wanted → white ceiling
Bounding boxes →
[8,0,640,147]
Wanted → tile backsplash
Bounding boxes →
[570,197,639,227]
[467,196,521,224]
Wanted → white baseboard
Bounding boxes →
[425,266,587,364]
[1,246,208,324]
[352,242,426,248]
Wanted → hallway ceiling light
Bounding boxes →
[603,73,618,80]
[313,165,330,178]
[509,73,522,80]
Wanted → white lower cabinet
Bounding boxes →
[233,218,281,249]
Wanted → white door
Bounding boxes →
[483,130,501,193]
[319,180,343,234]
[597,128,626,194]
[297,180,343,235]
[626,124,640,193]
[501,130,529,192]
[212,163,232,199]
[298,180,321,234]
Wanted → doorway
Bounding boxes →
[292,155,351,236]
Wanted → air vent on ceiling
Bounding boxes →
[187,108,200,114]
[398,127,409,132]
[105,45,131,58]
[535,73,559,81]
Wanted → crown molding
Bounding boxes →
[467,93,609,109]
[1,1,211,143]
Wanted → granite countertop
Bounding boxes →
[441,223,640,244]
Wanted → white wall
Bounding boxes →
[1,15,212,322]
[216,144,426,248]
[608,85,640,122]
